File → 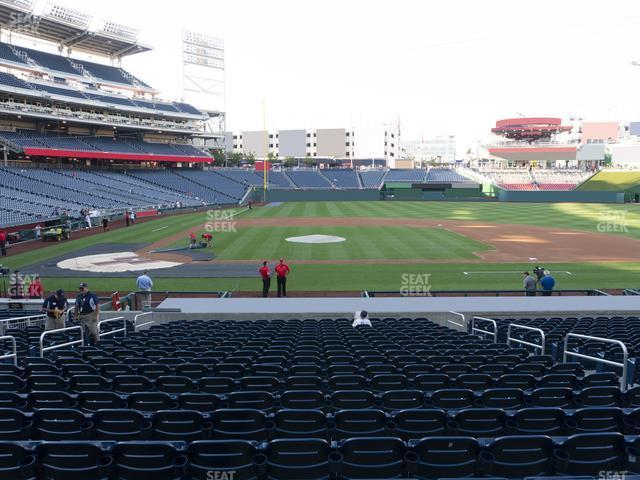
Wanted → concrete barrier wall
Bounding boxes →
[497,190,624,203]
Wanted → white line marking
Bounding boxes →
[463,270,573,275]
[151,226,169,232]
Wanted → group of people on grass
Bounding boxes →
[523,266,555,296]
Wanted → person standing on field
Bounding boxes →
[523,271,537,296]
[275,258,291,297]
[259,261,271,298]
[136,270,153,308]
[540,270,556,296]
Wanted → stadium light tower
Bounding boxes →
[182,30,226,140]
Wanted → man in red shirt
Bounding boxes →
[202,232,213,248]
[275,258,291,297]
[0,229,7,257]
[189,231,197,249]
[259,261,271,298]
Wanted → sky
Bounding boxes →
[14,0,640,150]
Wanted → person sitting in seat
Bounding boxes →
[352,310,372,327]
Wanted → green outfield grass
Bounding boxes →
[3,201,640,293]
[173,225,490,261]
[245,201,640,239]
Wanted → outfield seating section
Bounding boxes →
[478,169,590,191]
[0,71,203,116]
[0,41,150,89]
[0,316,637,479]
[384,169,427,182]
[501,183,539,191]
[360,170,387,188]
[425,168,474,183]
[286,170,334,188]
[322,169,361,188]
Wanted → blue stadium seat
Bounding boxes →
[188,440,261,480]
[337,437,405,479]
[94,409,152,440]
[112,441,187,480]
[479,435,553,477]
[410,436,479,479]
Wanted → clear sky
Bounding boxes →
[23,0,640,149]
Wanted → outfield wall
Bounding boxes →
[252,189,381,202]
[250,187,622,203]
[497,190,623,203]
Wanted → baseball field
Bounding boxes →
[4,201,640,294]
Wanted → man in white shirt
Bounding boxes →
[136,270,153,309]
[352,310,372,327]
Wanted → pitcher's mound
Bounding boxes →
[285,234,346,244]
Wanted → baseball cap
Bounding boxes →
[56,289,64,295]
[79,282,88,288]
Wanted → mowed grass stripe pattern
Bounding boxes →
[214,226,490,260]
[251,202,640,238]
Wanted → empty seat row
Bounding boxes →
[4,406,640,442]
[0,371,619,395]
[1,433,639,479]
[2,385,639,413]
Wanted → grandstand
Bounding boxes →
[474,168,592,191]
[0,311,639,478]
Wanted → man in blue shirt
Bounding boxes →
[75,282,100,345]
[540,270,556,296]
[136,271,153,309]
[42,289,68,331]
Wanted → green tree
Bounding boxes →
[303,156,316,167]
[244,152,256,165]
[211,148,225,167]
[284,156,297,168]
[226,152,245,167]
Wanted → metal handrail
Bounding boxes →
[0,314,47,334]
[447,311,466,330]
[508,323,546,354]
[472,316,498,343]
[563,333,629,391]
[39,325,83,357]
[97,316,126,339]
[0,335,17,366]
[133,312,154,331]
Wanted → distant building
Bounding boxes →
[581,122,619,143]
[403,136,456,164]
[225,122,400,165]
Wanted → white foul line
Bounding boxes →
[151,226,169,232]
[463,270,573,276]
